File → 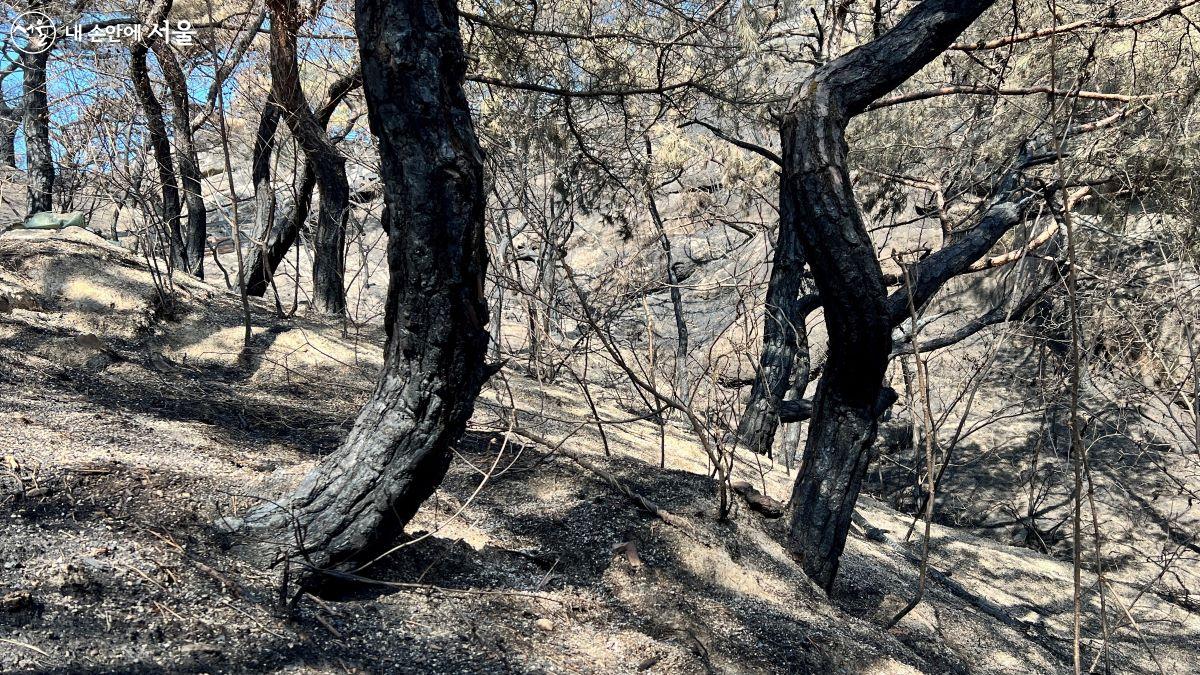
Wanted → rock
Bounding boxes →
[0,289,39,313]
[180,642,221,655]
[534,618,554,632]
[637,655,661,671]
[23,211,86,230]
[865,527,889,542]
[50,562,102,596]
[613,541,643,569]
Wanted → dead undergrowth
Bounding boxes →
[2,230,1197,674]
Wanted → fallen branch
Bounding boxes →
[731,481,785,518]
[317,568,578,605]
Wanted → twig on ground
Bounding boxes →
[509,425,708,543]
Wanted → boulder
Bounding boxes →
[24,211,86,230]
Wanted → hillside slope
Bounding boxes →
[1,229,1197,673]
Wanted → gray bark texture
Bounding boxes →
[735,199,814,456]
[0,82,21,168]
[782,0,993,591]
[231,0,490,579]
[243,98,284,297]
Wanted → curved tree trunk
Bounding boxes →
[243,70,361,298]
[21,40,54,216]
[232,0,489,577]
[783,0,993,591]
[783,101,893,591]
[153,40,206,278]
[130,43,185,269]
[267,0,351,315]
[243,98,288,298]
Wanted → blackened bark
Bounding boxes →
[778,388,897,424]
[0,60,18,168]
[783,0,992,591]
[130,43,185,268]
[243,71,361,297]
[777,289,817,468]
[885,201,1026,324]
[153,40,207,278]
[21,42,53,215]
[0,106,19,168]
[735,199,812,456]
[267,0,351,315]
[232,0,489,575]
[647,188,689,402]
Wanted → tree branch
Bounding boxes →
[681,119,781,165]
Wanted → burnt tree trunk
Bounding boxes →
[267,0,351,315]
[0,104,20,168]
[232,0,489,576]
[736,201,813,456]
[21,34,54,216]
[243,98,287,297]
[0,59,18,168]
[783,0,992,591]
[778,298,815,469]
[647,189,689,403]
[130,43,185,268]
[243,71,360,298]
[153,40,206,278]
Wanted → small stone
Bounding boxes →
[180,642,221,655]
[534,618,554,632]
[0,591,41,626]
[51,562,101,596]
[637,655,661,671]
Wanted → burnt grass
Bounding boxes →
[0,340,939,674]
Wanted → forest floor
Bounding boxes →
[2,228,1198,673]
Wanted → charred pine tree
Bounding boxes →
[0,100,21,169]
[648,194,689,402]
[0,61,22,169]
[644,138,690,403]
[266,0,351,315]
[243,71,360,298]
[736,203,814,456]
[130,42,186,268]
[231,0,490,576]
[21,14,54,216]
[243,97,284,297]
[152,40,206,277]
[782,0,993,591]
